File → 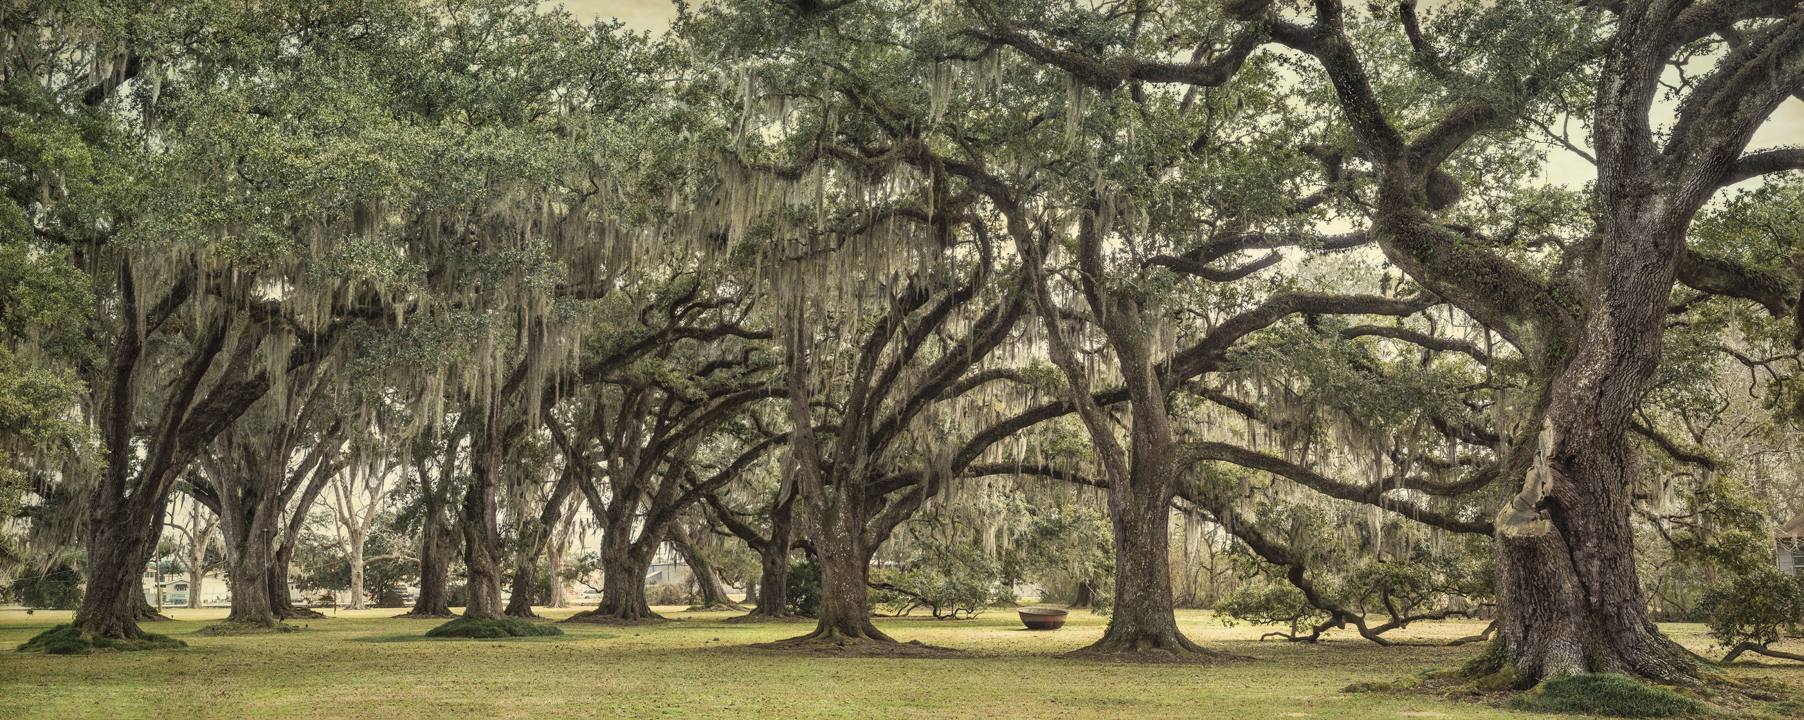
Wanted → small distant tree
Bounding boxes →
[1701,569,1804,663]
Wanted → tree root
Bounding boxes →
[1445,620,1498,647]
[1722,641,1804,664]
[390,611,457,620]
[276,607,329,620]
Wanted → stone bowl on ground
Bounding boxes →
[1017,607,1068,630]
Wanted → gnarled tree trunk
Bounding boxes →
[670,523,737,609]
[407,507,456,617]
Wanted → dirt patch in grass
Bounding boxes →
[195,622,303,636]
[748,637,968,658]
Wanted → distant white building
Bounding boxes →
[1780,514,1804,575]
[141,571,231,607]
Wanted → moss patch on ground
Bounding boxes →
[424,617,564,639]
[15,624,187,655]
[1507,674,1707,718]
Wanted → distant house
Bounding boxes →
[1778,514,1804,575]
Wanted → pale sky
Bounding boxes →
[547,0,676,34]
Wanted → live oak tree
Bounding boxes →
[1233,0,1804,684]
[4,0,432,641]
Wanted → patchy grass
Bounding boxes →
[1508,674,1706,718]
[423,618,563,639]
[3,607,1801,719]
[195,622,302,637]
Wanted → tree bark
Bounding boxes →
[346,530,368,611]
[459,454,505,620]
[77,519,155,640]
[407,507,456,617]
[1490,216,1702,684]
[545,500,579,609]
[670,523,737,609]
[588,525,662,620]
[1091,481,1200,652]
[749,492,797,618]
[1068,579,1095,610]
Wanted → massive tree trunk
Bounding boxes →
[78,512,160,639]
[1489,214,1702,684]
[1092,470,1198,652]
[807,533,890,642]
[407,507,456,617]
[585,525,662,621]
[750,492,797,618]
[459,432,506,620]
[783,310,892,644]
[669,523,736,609]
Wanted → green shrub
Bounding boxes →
[16,624,186,654]
[785,558,821,618]
[1700,567,1804,650]
[1507,674,1704,718]
[424,618,563,639]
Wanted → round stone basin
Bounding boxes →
[1017,607,1069,630]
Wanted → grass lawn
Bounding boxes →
[3,605,1801,719]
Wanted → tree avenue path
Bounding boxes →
[3,606,1793,719]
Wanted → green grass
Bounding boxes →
[1,607,1795,719]
[1508,674,1706,718]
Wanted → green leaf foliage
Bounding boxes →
[1700,568,1804,649]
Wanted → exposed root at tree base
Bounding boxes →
[556,609,667,626]
[748,636,966,658]
[686,603,745,613]
[276,608,328,620]
[390,612,456,620]
[139,612,174,622]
